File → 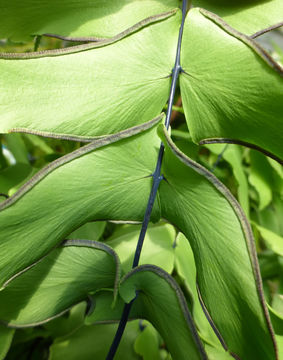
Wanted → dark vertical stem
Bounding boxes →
[105,1,188,359]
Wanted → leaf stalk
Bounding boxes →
[106,1,188,358]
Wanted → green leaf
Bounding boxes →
[85,290,129,325]
[68,221,106,242]
[276,335,283,360]
[204,344,234,360]
[0,240,120,326]
[174,233,222,347]
[206,144,249,216]
[158,125,277,359]
[180,8,283,163]
[0,117,162,288]
[106,223,176,273]
[4,134,29,164]
[0,325,14,360]
[269,305,283,337]
[255,224,283,257]
[192,0,283,35]
[255,195,283,237]
[120,265,207,360]
[86,269,207,359]
[0,163,32,194]
[272,295,283,318]
[49,320,140,360]
[134,321,161,360]
[249,151,275,210]
[43,302,86,339]
[0,0,180,41]
[0,12,179,140]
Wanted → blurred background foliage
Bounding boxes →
[0,28,283,359]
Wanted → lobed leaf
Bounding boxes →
[0,0,180,41]
[180,8,283,164]
[158,125,277,359]
[86,264,208,359]
[120,265,207,359]
[0,12,179,140]
[0,240,120,327]
[0,117,162,288]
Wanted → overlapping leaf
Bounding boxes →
[0,240,120,326]
[180,8,283,163]
[158,125,277,359]
[49,321,141,360]
[0,117,278,358]
[0,12,179,140]
[85,265,208,359]
[1,6,282,165]
[119,265,207,359]
[193,0,283,35]
[105,223,176,273]
[0,117,162,288]
[0,0,180,41]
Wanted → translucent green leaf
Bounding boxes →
[192,0,283,35]
[0,240,120,326]
[255,195,283,237]
[276,335,283,360]
[206,144,249,216]
[158,125,277,359]
[204,344,234,360]
[49,320,140,360]
[174,233,223,347]
[134,321,161,360]
[120,265,207,360]
[0,118,162,288]
[249,151,275,210]
[0,12,179,140]
[272,295,283,317]
[4,134,29,164]
[106,223,176,273]
[180,8,283,163]
[268,296,283,339]
[0,0,180,41]
[255,225,283,257]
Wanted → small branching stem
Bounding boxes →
[105,1,188,358]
